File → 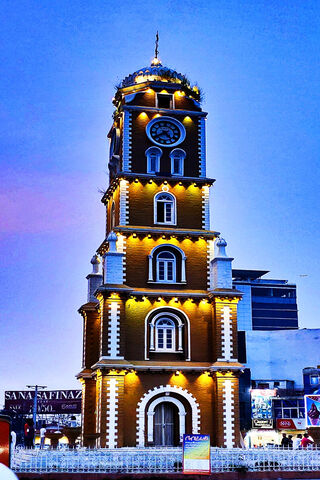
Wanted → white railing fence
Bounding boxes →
[12,446,320,474]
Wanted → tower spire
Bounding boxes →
[151,31,162,66]
[155,31,159,59]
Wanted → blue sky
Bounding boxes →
[0,0,319,402]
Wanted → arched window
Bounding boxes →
[154,192,176,225]
[148,244,186,284]
[170,149,186,176]
[146,310,189,357]
[156,251,176,282]
[111,201,116,229]
[146,146,162,174]
[155,318,175,351]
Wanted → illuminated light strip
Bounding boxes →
[122,111,132,171]
[202,186,210,229]
[222,379,235,448]
[198,117,206,177]
[106,377,119,448]
[207,239,215,288]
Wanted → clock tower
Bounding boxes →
[78,54,243,448]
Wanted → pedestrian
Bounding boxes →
[301,433,314,449]
[40,423,46,449]
[293,433,302,449]
[280,433,290,448]
[24,421,29,447]
[11,430,16,451]
[288,435,293,448]
[26,420,35,448]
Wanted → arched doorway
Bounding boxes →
[154,402,179,446]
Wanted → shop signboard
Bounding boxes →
[276,418,305,430]
[252,419,273,429]
[305,395,320,427]
[4,390,82,415]
[251,389,276,420]
[183,434,210,474]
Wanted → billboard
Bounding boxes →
[305,395,320,427]
[183,434,210,475]
[5,390,82,415]
[251,389,276,420]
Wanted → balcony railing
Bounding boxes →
[12,446,320,474]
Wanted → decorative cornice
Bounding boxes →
[101,173,215,204]
[122,104,207,117]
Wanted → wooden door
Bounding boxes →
[154,402,177,446]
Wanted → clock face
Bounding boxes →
[146,116,185,147]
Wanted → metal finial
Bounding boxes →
[155,31,159,59]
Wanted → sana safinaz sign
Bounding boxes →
[4,390,82,414]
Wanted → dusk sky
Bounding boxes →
[0,1,319,404]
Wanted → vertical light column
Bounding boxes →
[107,301,124,359]
[202,185,210,230]
[222,379,235,448]
[106,377,118,448]
[119,179,129,225]
[122,110,132,171]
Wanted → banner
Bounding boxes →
[251,389,276,420]
[5,390,82,415]
[305,395,320,427]
[252,419,273,429]
[276,418,305,430]
[183,434,210,475]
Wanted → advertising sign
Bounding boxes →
[251,389,276,420]
[305,395,320,427]
[276,418,305,430]
[5,390,82,415]
[0,415,11,467]
[252,419,274,429]
[183,434,210,475]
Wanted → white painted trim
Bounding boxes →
[107,302,124,359]
[144,307,191,361]
[202,186,210,230]
[198,117,206,177]
[169,148,186,176]
[146,146,162,173]
[116,233,127,282]
[147,395,186,442]
[156,250,176,283]
[155,93,175,109]
[207,239,215,289]
[221,306,233,361]
[154,191,176,225]
[154,317,176,352]
[106,377,119,448]
[136,384,200,446]
[222,379,235,448]
[122,111,132,171]
[119,179,129,225]
[149,243,186,284]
